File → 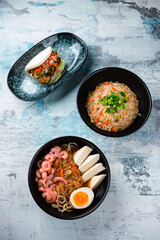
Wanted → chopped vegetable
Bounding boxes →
[115,115,119,119]
[94,118,99,123]
[111,127,117,132]
[88,97,93,102]
[120,91,126,97]
[104,121,110,125]
[100,123,104,128]
[104,81,109,85]
[138,113,141,116]
[98,94,102,98]
[60,166,64,178]
[34,52,61,74]
[99,112,103,116]
[99,90,128,114]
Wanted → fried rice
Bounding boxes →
[86,81,139,132]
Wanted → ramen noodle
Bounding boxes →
[35,143,84,213]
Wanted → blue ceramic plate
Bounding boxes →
[7,32,88,101]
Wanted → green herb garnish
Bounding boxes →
[120,91,126,97]
[138,113,141,116]
[91,119,94,123]
[99,90,128,114]
[115,115,119,119]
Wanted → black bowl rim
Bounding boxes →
[77,67,152,137]
[28,136,111,220]
[7,32,88,101]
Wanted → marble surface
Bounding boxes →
[0,0,160,239]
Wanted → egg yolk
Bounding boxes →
[73,191,89,206]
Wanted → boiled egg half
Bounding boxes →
[70,187,94,209]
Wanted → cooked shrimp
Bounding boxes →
[35,177,39,182]
[51,167,56,174]
[39,168,44,173]
[36,169,41,178]
[42,172,53,180]
[49,184,56,191]
[46,180,53,188]
[41,161,51,172]
[53,146,61,152]
[58,150,68,160]
[53,177,67,185]
[50,148,59,158]
[46,191,57,203]
[38,179,46,188]
[45,153,55,163]
[39,187,46,192]
[37,160,43,168]
[42,192,51,201]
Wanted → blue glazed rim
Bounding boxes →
[7,32,88,101]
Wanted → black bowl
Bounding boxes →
[28,136,110,220]
[77,67,152,137]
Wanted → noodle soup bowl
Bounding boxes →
[28,136,111,219]
[77,67,152,137]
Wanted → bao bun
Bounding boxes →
[25,46,52,71]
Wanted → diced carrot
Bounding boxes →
[60,166,64,178]
[92,108,94,111]
[99,112,103,116]
[33,52,60,73]
[98,94,102,98]
[55,159,60,166]
[112,87,116,91]
[88,97,93,102]
[100,123,104,128]
[104,121,110,125]
[71,161,76,172]
[111,127,117,132]
[104,82,109,85]
[94,118,99,123]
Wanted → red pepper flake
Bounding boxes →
[92,108,94,111]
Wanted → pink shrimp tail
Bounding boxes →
[53,177,67,185]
